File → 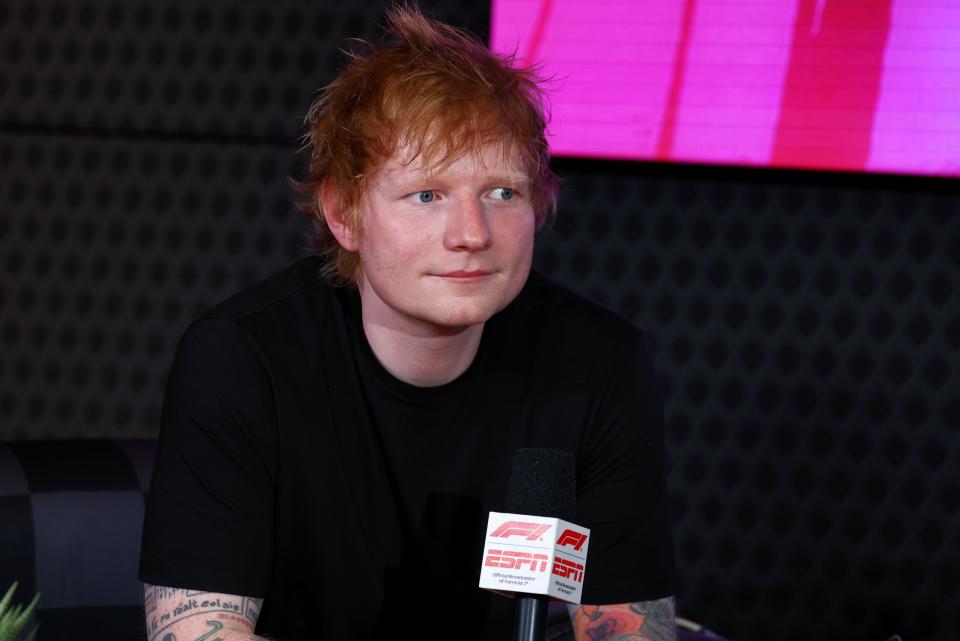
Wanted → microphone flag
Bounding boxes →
[478,511,590,604]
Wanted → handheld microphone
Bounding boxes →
[478,448,590,641]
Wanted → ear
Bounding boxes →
[320,181,361,252]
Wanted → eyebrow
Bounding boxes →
[488,173,531,185]
[387,171,531,187]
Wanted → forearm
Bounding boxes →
[145,585,266,641]
[152,628,266,641]
[568,596,676,641]
[146,612,268,641]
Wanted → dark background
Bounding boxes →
[1,2,957,640]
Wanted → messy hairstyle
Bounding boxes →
[293,4,559,284]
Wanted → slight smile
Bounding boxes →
[435,270,493,280]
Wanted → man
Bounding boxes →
[139,7,675,641]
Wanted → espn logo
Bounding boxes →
[490,521,552,541]
[556,529,588,551]
[485,549,549,572]
[552,558,584,583]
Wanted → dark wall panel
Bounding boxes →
[1,2,958,641]
[0,134,309,437]
[0,0,487,143]
[545,162,959,641]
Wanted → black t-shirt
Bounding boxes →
[139,256,674,640]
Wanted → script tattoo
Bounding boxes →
[144,586,263,641]
[570,597,676,641]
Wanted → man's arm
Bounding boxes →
[144,584,266,641]
[568,597,676,641]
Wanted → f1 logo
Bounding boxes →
[490,521,552,541]
[556,529,588,551]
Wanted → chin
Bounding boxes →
[427,298,503,329]
[429,308,495,330]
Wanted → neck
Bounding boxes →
[361,316,484,387]
[361,297,484,387]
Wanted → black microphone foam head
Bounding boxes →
[504,448,576,521]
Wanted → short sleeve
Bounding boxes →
[576,332,675,604]
[139,318,278,597]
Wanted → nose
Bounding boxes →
[444,197,493,251]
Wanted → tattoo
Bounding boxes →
[144,586,263,641]
[245,596,261,625]
[146,585,157,615]
[627,599,675,641]
[218,613,251,626]
[571,597,676,641]
[194,621,224,641]
[156,620,224,641]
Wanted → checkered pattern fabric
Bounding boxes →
[0,439,155,641]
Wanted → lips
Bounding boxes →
[440,270,492,277]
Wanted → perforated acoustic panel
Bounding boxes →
[0,136,309,436]
[541,162,959,641]
[0,0,489,437]
[0,0,487,141]
[1,2,958,641]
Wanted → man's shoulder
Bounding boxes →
[199,255,331,323]
[181,256,344,362]
[515,269,645,351]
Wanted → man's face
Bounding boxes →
[353,142,536,335]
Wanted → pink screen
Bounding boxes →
[491,0,960,176]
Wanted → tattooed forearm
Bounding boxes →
[569,597,676,641]
[144,585,263,641]
[626,597,675,641]
[156,620,223,641]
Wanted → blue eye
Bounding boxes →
[491,187,514,201]
[410,190,435,204]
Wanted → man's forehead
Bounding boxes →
[379,140,530,182]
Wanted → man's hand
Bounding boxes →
[144,584,266,641]
[568,596,676,641]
